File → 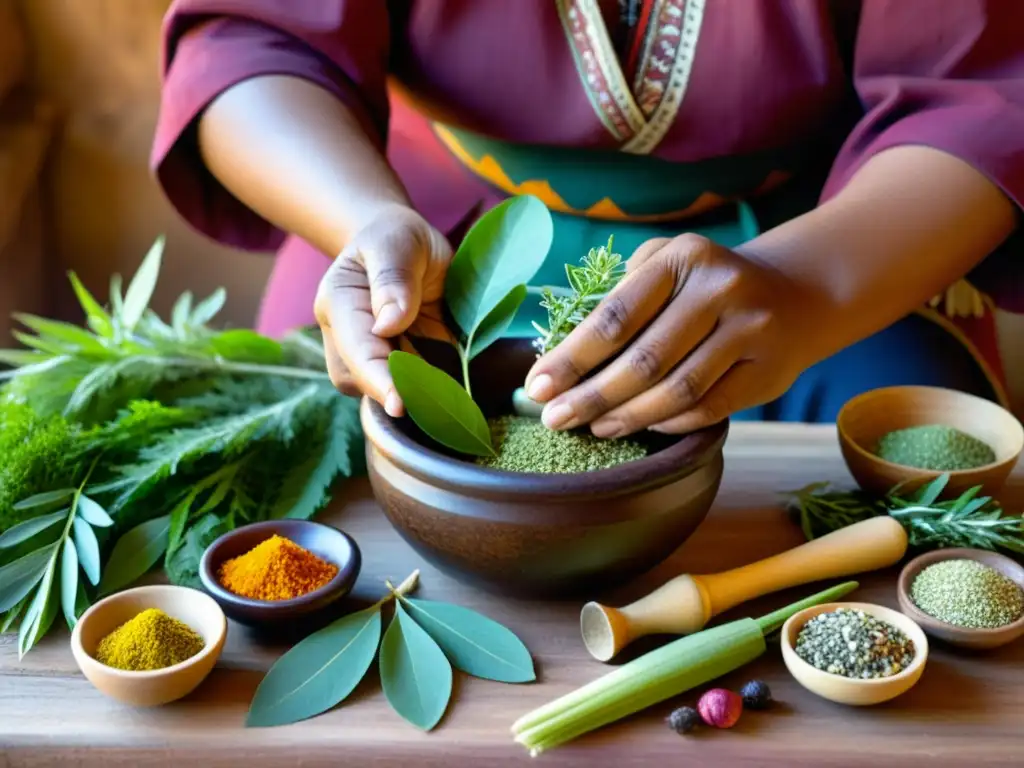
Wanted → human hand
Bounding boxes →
[523,234,825,436]
[313,204,454,416]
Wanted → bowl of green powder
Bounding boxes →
[898,549,1024,650]
[361,338,728,598]
[837,385,1023,498]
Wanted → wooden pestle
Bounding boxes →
[581,516,908,661]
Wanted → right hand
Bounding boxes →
[314,204,454,416]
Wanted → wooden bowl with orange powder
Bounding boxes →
[199,520,361,626]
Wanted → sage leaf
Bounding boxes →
[13,488,75,511]
[19,554,58,658]
[121,235,165,330]
[76,495,114,528]
[191,288,227,327]
[72,516,101,586]
[445,195,553,342]
[388,351,495,457]
[400,596,535,683]
[68,271,114,337]
[99,515,170,596]
[468,284,528,359]
[0,509,68,549]
[60,540,79,629]
[246,605,382,728]
[380,601,453,731]
[0,545,55,613]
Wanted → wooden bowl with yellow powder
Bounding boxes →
[71,585,226,707]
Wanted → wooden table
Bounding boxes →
[3,423,1023,767]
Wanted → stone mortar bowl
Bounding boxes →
[360,338,728,598]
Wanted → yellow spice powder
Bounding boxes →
[95,608,205,671]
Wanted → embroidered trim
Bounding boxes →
[927,279,992,320]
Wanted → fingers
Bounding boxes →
[625,237,670,274]
[320,327,361,398]
[646,361,760,434]
[352,223,429,336]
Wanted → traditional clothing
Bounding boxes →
[153,0,1024,420]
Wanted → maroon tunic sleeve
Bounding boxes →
[151,0,390,252]
[821,0,1024,311]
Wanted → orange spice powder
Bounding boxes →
[216,534,338,601]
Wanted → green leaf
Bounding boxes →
[13,313,107,354]
[916,474,949,506]
[98,515,169,596]
[172,291,194,336]
[209,329,284,364]
[0,545,55,613]
[246,605,383,728]
[0,348,51,367]
[467,284,527,359]
[164,513,230,588]
[166,494,193,556]
[1,598,26,633]
[388,351,495,457]
[60,540,79,629]
[379,601,453,731]
[72,516,101,586]
[400,596,535,683]
[13,488,75,512]
[12,330,71,357]
[76,495,113,527]
[109,274,125,318]
[0,509,69,549]
[68,271,114,338]
[121,235,165,330]
[191,288,227,327]
[18,553,58,658]
[444,195,553,342]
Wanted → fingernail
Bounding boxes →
[527,374,554,402]
[385,389,403,417]
[591,420,623,439]
[648,423,670,434]
[373,303,403,334]
[542,402,575,430]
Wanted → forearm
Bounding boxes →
[197,75,410,256]
[739,145,1018,363]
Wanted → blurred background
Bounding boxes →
[2,0,1023,411]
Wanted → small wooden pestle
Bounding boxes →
[581,516,908,661]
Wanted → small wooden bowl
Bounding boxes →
[897,548,1024,650]
[837,385,1023,498]
[70,585,226,707]
[198,519,361,627]
[781,602,928,706]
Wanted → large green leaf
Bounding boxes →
[72,516,101,586]
[379,601,453,731]
[468,284,527,359]
[0,545,55,613]
[400,596,535,683]
[0,510,68,549]
[98,515,170,596]
[246,606,382,728]
[388,351,495,457]
[444,195,552,342]
[60,540,79,629]
[209,329,284,364]
[121,236,165,330]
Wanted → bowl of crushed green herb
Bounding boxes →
[897,548,1024,650]
[361,338,728,597]
[837,386,1023,498]
[781,602,928,706]
[71,584,226,707]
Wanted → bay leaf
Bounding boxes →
[98,515,170,596]
[72,516,101,586]
[12,488,74,512]
[246,605,382,728]
[467,284,527,360]
[400,596,535,683]
[60,540,79,629]
[121,235,165,330]
[388,351,495,457]
[76,495,114,528]
[379,601,453,731]
[0,509,68,549]
[0,545,55,613]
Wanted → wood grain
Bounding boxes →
[2,423,1022,767]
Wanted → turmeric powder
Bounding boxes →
[95,608,205,671]
[217,534,338,601]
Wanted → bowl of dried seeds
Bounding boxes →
[837,386,1024,498]
[781,602,929,706]
[897,548,1024,650]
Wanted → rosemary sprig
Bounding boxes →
[531,236,626,354]
[783,474,1024,558]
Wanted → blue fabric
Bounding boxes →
[733,312,997,423]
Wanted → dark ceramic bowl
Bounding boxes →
[361,338,728,598]
[199,520,361,626]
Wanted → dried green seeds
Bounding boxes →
[795,608,915,679]
[874,424,995,471]
[911,559,1023,629]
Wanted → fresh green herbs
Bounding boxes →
[784,473,1024,557]
[246,571,535,729]
[911,559,1023,628]
[532,235,626,355]
[875,424,995,471]
[0,237,364,655]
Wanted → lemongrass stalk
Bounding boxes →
[512,580,858,754]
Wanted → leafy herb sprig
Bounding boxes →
[784,473,1024,557]
[246,570,535,729]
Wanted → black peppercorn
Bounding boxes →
[739,680,772,710]
[667,706,700,734]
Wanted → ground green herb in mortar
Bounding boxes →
[874,424,995,471]
[911,559,1024,629]
[475,416,647,473]
[795,608,915,679]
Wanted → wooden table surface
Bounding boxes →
[3,422,1023,767]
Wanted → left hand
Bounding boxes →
[523,234,827,436]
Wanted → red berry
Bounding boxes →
[697,688,743,728]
